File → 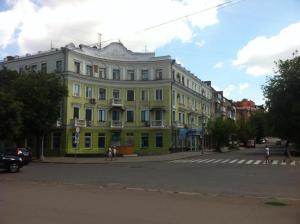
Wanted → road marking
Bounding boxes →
[212,159,223,163]
[246,160,253,164]
[254,160,262,165]
[195,159,208,163]
[281,161,287,166]
[204,159,217,163]
[272,160,279,165]
[237,159,246,164]
[229,159,238,164]
[290,161,296,166]
[221,159,230,163]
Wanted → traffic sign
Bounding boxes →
[76,127,80,133]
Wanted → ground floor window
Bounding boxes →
[98,133,105,148]
[156,133,163,148]
[126,133,134,146]
[84,133,92,148]
[52,132,61,150]
[141,133,149,148]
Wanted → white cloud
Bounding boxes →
[239,82,249,91]
[195,40,206,48]
[213,61,223,69]
[223,82,249,98]
[223,84,236,98]
[233,21,300,76]
[0,0,223,54]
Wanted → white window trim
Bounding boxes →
[98,109,107,122]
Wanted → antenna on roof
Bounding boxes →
[50,40,53,50]
[98,33,102,49]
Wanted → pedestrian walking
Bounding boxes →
[265,145,270,164]
[113,146,117,160]
[108,147,113,161]
[283,141,292,163]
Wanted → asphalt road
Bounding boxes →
[1,147,300,224]
[2,147,299,199]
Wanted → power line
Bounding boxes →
[93,0,245,46]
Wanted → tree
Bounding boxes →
[0,69,23,143]
[236,118,255,145]
[263,54,300,144]
[249,111,268,143]
[13,72,68,158]
[208,118,236,151]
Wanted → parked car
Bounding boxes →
[246,139,256,148]
[3,147,32,165]
[0,153,23,173]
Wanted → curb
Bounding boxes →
[33,151,220,165]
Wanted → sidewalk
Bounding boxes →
[36,150,217,164]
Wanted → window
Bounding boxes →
[127,70,135,80]
[141,90,148,101]
[31,64,37,73]
[187,79,190,88]
[86,65,93,76]
[99,68,106,79]
[172,110,175,121]
[179,112,183,123]
[156,133,163,148]
[113,69,120,80]
[84,133,92,148]
[41,63,47,73]
[127,110,134,122]
[155,89,163,100]
[172,90,175,106]
[73,107,79,119]
[127,90,134,101]
[93,65,98,73]
[155,69,162,80]
[155,110,163,120]
[112,110,120,121]
[86,86,92,99]
[141,110,149,122]
[181,76,185,85]
[52,132,61,150]
[98,109,106,122]
[85,108,92,121]
[126,133,134,146]
[74,61,80,74]
[141,133,149,148]
[99,88,106,100]
[141,70,149,80]
[113,89,120,99]
[98,133,105,148]
[56,60,62,72]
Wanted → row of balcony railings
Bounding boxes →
[56,119,202,129]
[65,119,167,128]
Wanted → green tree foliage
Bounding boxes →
[263,54,300,143]
[249,111,268,143]
[0,70,68,156]
[236,118,255,145]
[0,69,23,142]
[208,118,236,150]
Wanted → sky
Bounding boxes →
[0,0,300,105]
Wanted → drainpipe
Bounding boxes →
[170,59,175,152]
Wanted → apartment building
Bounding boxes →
[1,42,212,155]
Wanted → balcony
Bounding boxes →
[172,121,184,128]
[150,120,165,128]
[111,121,123,128]
[111,98,123,107]
[70,119,86,127]
[86,120,93,127]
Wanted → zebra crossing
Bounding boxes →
[169,158,300,167]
